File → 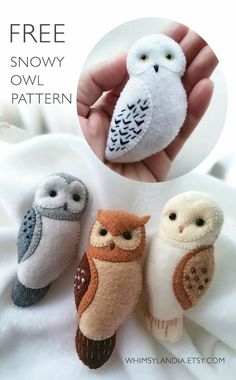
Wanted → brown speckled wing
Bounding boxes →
[74,253,91,311]
[173,246,214,310]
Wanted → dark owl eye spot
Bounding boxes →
[122,231,132,240]
[196,218,205,227]
[100,229,107,236]
[72,193,80,202]
[165,53,173,60]
[169,212,177,221]
[49,190,57,197]
[140,54,149,62]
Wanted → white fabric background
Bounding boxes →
[0,134,235,380]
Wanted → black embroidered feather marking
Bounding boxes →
[107,98,150,154]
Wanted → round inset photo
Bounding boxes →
[77,18,227,182]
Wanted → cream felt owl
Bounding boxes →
[105,34,187,163]
[12,173,89,307]
[74,210,150,369]
[144,192,223,342]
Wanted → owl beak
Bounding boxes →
[179,225,185,233]
[109,241,115,250]
[153,64,159,73]
[63,202,68,210]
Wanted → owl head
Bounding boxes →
[34,173,89,221]
[127,34,186,79]
[88,210,150,262]
[159,192,224,249]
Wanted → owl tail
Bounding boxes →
[144,308,183,342]
[75,327,116,369]
[12,277,51,307]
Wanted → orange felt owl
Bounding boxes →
[74,209,150,369]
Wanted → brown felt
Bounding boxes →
[97,209,150,236]
[75,326,115,369]
[183,247,214,306]
[172,245,214,310]
[78,254,98,316]
[74,253,90,310]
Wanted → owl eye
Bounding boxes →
[100,228,107,236]
[165,53,174,60]
[49,190,57,197]
[169,212,177,220]
[140,54,149,62]
[72,193,80,202]
[195,218,205,227]
[122,231,132,240]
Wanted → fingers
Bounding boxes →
[180,30,207,66]
[80,109,109,162]
[143,150,172,182]
[165,78,214,160]
[183,45,218,94]
[162,22,189,42]
[96,73,128,118]
[77,54,127,118]
[163,22,218,96]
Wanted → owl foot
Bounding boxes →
[75,327,116,369]
[144,308,183,342]
[12,277,51,307]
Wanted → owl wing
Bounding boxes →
[105,78,153,161]
[17,207,42,263]
[74,253,98,316]
[173,246,215,310]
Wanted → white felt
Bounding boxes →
[145,191,224,327]
[18,217,80,289]
[145,238,185,320]
[105,34,187,163]
[0,134,236,380]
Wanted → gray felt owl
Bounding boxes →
[105,34,187,163]
[12,173,89,307]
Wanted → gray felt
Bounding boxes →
[57,172,82,185]
[17,207,42,263]
[12,277,50,307]
[34,174,89,221]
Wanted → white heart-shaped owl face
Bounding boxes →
[34,175,87,214]
[127,34,186,78]
[159,192,224,246]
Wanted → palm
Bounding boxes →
[78,23,218,182]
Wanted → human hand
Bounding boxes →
[77,22,218,182]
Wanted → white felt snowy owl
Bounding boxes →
[105,34,187,163]
[144,192,223,342]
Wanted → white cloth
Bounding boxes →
[0,134,235,380]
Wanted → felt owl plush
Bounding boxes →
[144,192,223,342]
[12,173,89,307]
[105,34,187,163]
[74,210,150,369]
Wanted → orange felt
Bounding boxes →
[97,209,150,236]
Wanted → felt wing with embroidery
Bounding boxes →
[74,252,95,312]
[17,207,42,263]
[105,78,152,162]
[173,246,215,310]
